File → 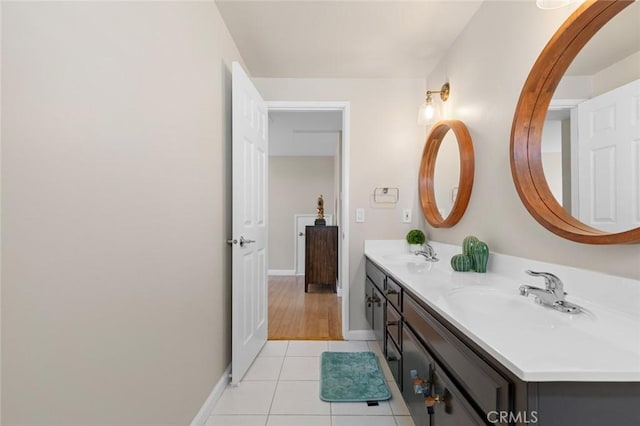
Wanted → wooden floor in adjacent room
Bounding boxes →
[268,275,342,340]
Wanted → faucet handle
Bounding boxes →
[525,270,564,292]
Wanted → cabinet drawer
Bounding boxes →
[404,295,510,417]
[385,276,403,313]
[386,303,402,350]
[366,259,386,291]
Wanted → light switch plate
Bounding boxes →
[402,209,412,223]
[356,208,365,223]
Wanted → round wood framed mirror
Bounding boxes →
[511,0,640,244]
[419,120,475,228]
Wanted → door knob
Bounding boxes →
[226,239,238,245]
[299,232,304,236]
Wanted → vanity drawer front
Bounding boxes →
[385,276,403,312]
[386,302,402,350]
[404,295,510,417]
[366,259,386,291]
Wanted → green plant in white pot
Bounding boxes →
[406,229,426,252]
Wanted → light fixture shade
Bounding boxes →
[536,0,573,10]
[418,100,440,126]
[417,103,434,126]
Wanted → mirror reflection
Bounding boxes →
[433,131,461,219]
[541,1,640,233]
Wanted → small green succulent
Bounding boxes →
[406,229,426,245]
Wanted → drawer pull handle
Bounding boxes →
[385,289,399,295]
[387,320,399,326]
[386,355,398,362]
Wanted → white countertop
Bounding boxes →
[364,240,640,382]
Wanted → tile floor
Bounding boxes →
[206,340,415,426]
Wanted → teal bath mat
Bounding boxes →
[320,351,391,402]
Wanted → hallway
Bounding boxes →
[268,276,342,340]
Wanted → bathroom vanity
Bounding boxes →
[364,240,640,426]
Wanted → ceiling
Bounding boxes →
[215,0,484,78]
[565,0,640,76]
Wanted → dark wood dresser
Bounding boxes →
[304,225,338,292]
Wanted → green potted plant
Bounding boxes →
[406,229,426,252]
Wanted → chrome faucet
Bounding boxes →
[414,243,439,262]
[519,270,582,314]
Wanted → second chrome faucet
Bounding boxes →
[519,270,582,314]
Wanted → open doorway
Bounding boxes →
[266,102,350,340]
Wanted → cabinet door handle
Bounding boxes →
[424,395,443,408]
[385,288,398,295]
[410,370,429,395]
[366,296,373,307]
[424,390,450,414]
[387,320,399,326]
[386,355,398,362]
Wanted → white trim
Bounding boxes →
[189,364,231,426]
[268,269,295,276]
[343,329,375,341]
[267,101,351,340]
[548,98,584,109]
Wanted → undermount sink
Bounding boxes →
[439,287,592,330]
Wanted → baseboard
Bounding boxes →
[190,364,231,426]
[268,269,295,276]
[343,329,375,341]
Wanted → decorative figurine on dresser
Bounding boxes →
[305,195,338,292]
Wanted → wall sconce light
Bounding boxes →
[417,82,450,125]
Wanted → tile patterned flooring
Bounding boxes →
[206,340,415,426]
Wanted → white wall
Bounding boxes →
[426,1,639,279]
[1,2,242,424]
[255,78,425,330]
[268,156,335,270]
[592,51,640,97]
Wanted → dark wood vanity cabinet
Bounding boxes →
[365,258,640,426]
[366,258,511,425]
[304,225,338,292]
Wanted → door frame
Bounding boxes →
[267,101,350,339]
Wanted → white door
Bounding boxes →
[231,62,268,385]
[295,214,333,275]
[576,79,640,232]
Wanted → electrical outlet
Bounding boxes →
[403,209,412,223]
[356,208,365,223]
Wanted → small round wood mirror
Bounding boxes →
[419,120,475,228]
[511,0,640,244]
